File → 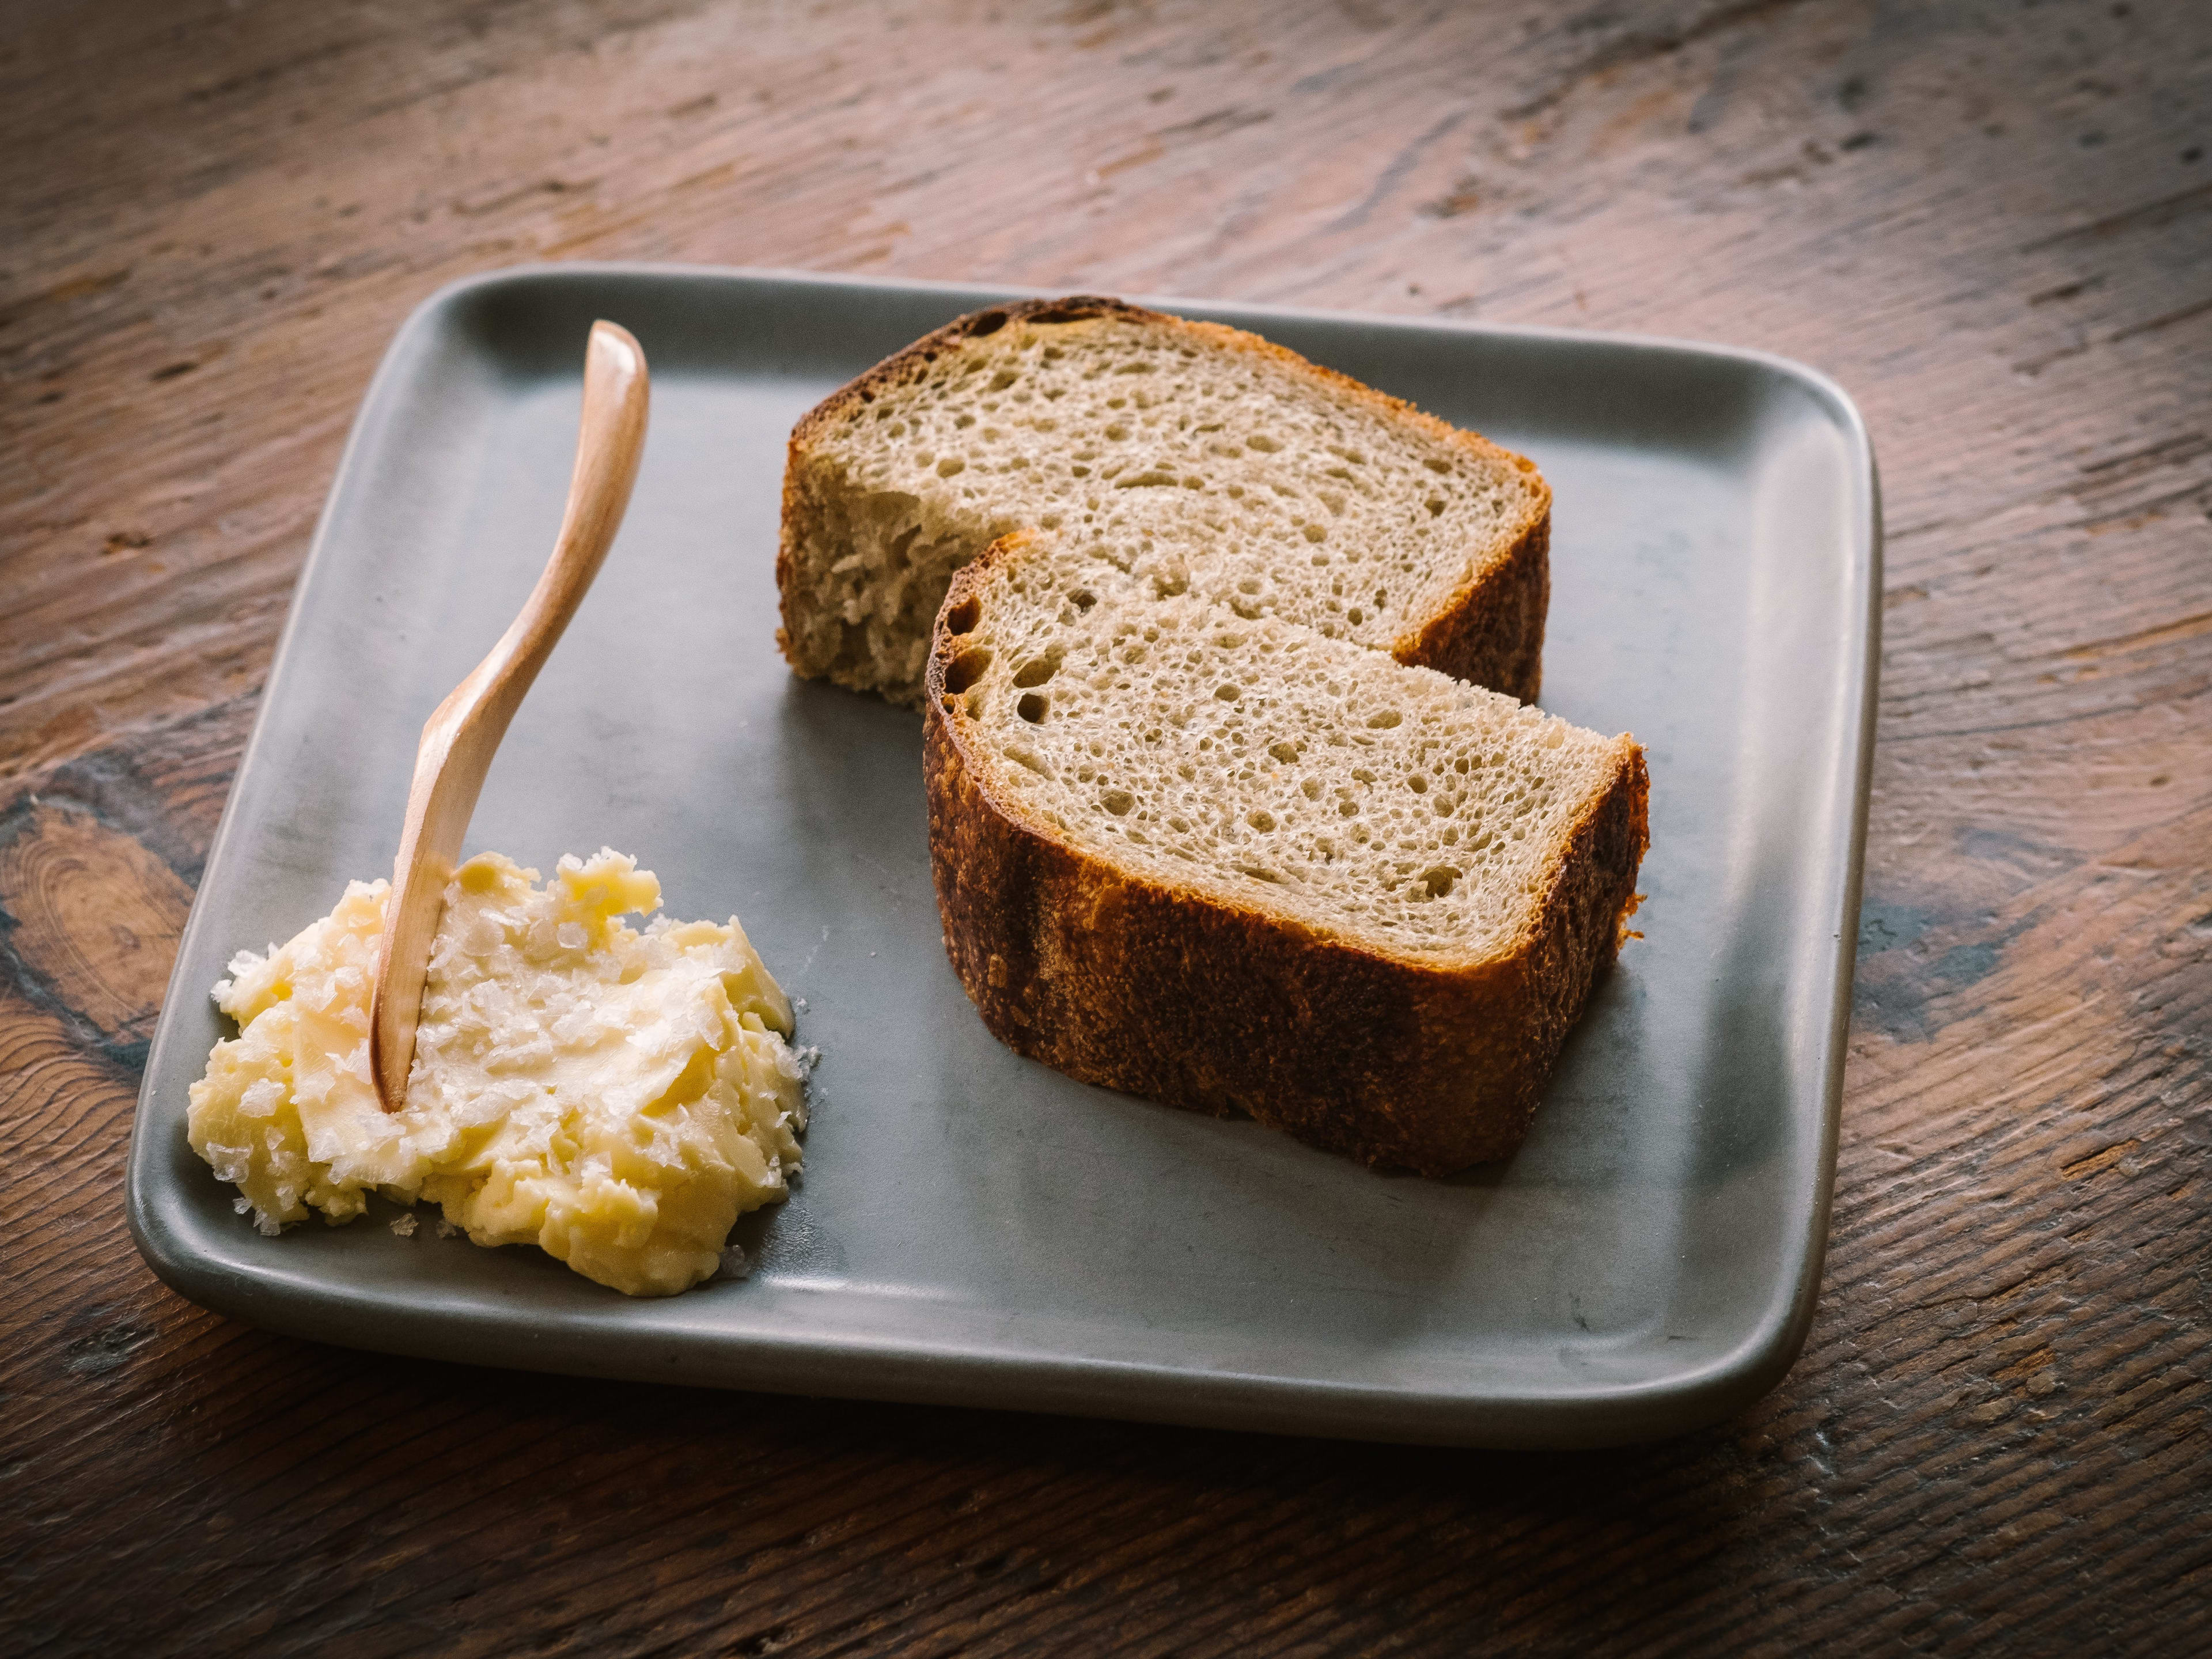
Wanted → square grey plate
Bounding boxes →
[126,264,1878,1449]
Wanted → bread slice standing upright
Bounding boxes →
[779,297,1551,709]
[923,531,1647,1175]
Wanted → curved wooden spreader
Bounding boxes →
[368,319,649,1112]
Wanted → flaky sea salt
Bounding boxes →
[389,1213,418,1237]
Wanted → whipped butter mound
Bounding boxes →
[187,849,809,1297]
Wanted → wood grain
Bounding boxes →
[0,801,191,1054]
[3,1,2207,1654]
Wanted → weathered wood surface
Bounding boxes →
[3,0,2207,1652]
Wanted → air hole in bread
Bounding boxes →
[1248,434,1281,452]
[1013,649,1062,688]
[882,522,921,573]
[943,646,994,694]
[1017,692,1048,724]
[1101,789,1134,815]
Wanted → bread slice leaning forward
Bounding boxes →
[923,531,1647,1174]
[780,296,1552,709]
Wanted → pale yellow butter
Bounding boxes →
[187,849,809,1297]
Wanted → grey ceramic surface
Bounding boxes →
[125,265,1878,1449]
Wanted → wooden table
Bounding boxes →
[5,2,2207,1652]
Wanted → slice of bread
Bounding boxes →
[779,296,1551,709]
[923,531,1647,1174]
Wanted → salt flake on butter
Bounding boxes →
[185,849,809,1297]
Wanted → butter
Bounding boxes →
[187,849,810,1297]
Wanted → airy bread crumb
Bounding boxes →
[778,297,1550,708]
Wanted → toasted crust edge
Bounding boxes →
[1390,509,1550,704]
[777,296,1553,703]
[922,536,1648,1175]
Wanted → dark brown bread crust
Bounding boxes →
[922,552,1649,1176]
[1391,511,1549,704]
[778,296,1553,703]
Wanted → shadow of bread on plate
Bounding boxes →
[922,529,1647,1175]
[775,295,1552,710]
